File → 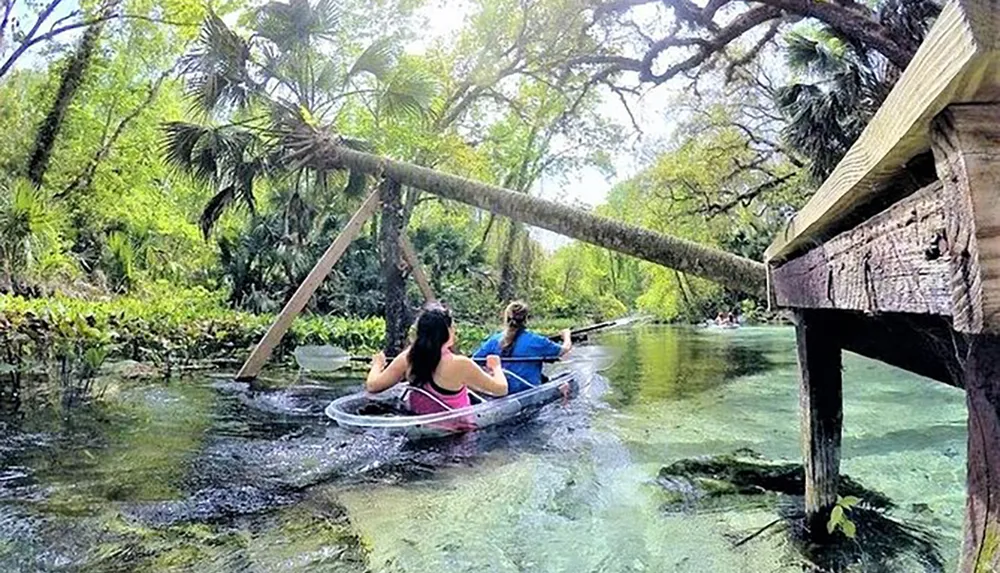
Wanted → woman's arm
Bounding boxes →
[365,350,409,393]
[558,328,573,357]
[455,355,508,396]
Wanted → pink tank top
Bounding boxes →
[406,347,473,415]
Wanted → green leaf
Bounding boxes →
[347,38,398,81]
[830,505,844,525]
[840,496,860,508]
[841,519,856,539]
[826,517,837,534]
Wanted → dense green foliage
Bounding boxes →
[0,0,935,369]
[0,288,384,375]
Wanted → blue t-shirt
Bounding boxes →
[473,330,563,393]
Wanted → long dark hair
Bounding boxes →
[501,300,529,353]
[407,303,453,385]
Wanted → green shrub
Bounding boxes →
[0,289,385,374]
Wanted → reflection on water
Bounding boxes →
[0,325,968,571]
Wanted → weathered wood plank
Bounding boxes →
[960,335,1000,573]
[766,0,1000,263]
[771,182,952,315]
[236,190,381,381]
[399,234,435,302]
[794,310,843,538]
[932,104,1000,334]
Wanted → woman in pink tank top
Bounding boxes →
[365,303,509,418]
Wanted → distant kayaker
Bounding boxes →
[472,300,572,393]
[366,302,508,414]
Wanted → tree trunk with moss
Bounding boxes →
[302,136,767,297]
[497,221,521,303]
[379,178,408,356]
[27,4,115,187]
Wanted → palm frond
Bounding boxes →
[161,122,261,182]
[784,29,845,76]
[200,185,237,239]
[161,122,215,179]
[378,67,436,119]
[181,10,253,113]
[347,38,399,82]
[256,0,342,50]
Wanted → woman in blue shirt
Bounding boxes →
[473,301,572,393]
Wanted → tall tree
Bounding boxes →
[577,0,940,186]
[27,0,119,187]
[163,0,432,347]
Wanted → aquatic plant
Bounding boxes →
[828,495,861,539]
[0,290,384,379]
[658,451,945,572]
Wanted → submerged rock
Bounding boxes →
[658,450,944,572]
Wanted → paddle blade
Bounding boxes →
[293,345,351,372]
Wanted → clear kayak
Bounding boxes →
[325,369,581,438]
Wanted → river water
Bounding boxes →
[0,325,967,572]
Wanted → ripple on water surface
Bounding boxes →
[0,326,968,571]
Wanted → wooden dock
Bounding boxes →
[765,1,1000,568]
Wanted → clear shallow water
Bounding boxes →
[0,325,967,571]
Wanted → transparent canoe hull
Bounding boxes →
[325,371,579,438]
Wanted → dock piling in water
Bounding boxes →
[794,310,843,538]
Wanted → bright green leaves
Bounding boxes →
[827,495,862,539]
[377,66,438,120]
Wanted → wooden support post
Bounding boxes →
[235,190,381,380]
[399,234,435,302]
[960,336,1000,573]
[794,309,843,537]
[933,103,1000,572]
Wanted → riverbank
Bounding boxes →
[0,289,582,380]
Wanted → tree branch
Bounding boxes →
[0,11,198,80]
[583,0,917,88]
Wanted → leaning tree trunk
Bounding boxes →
[379,178,409,356]
[298,132,768,297]
[497,221,521,303]
[27,4,114,187]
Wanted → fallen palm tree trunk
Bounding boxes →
[293,129,767,299]
[237,131,767,380]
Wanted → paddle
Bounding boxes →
[293,316,640,372]
[547,318,620,342]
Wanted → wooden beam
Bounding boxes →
[932,104,1000,334]
[834,311,963,387]
[398,234,435,302]
[235,190,381,380]
[960,335,1000,573]
[771,182,952,315]
[794,310,843,538]
[766,0,1000,263]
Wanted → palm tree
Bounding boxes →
[162,0,434,238]
[775,0,939,181]
[280,132,769,297]
[162,0,434,353]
